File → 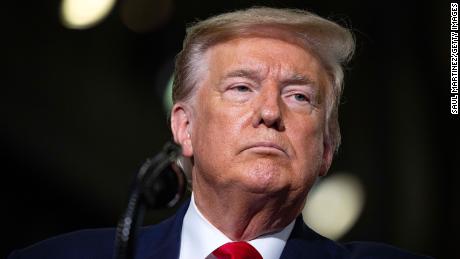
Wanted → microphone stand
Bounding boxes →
[113,142,186,259]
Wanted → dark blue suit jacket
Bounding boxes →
[8,199,432,259]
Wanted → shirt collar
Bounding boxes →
[179,193,295,259]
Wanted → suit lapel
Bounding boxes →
[137,198,191,259]
[280,216,343,259]
[135,200,343,259]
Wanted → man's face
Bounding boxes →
[182,37,332,198]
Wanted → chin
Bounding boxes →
[238,162,291,194]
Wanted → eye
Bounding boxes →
[223,84,253,103]
[234,85,251,92]
[293,93,309,102]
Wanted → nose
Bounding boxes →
[252,85,285,131]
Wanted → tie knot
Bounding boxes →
[208,241,263,259]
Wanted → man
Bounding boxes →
[9,7,431,259]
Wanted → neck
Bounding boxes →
[192,182,305,241]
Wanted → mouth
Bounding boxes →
[244,142,288,157]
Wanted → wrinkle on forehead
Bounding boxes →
[220,67,317,87]
[203,37,328,96]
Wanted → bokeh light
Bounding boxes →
[121,0,173,33]
[302,172,365,240]
[163,74,174,112]
[60,0,116,29]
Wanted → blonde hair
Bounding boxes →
[173,7,355,152]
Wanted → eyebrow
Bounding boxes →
[222,69,263,82]
[221,68,316,87]
[280,74,315,87]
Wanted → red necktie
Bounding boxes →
[207,241,263,259]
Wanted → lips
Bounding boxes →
[244,141,288,156]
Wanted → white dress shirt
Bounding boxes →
[179,193,295,259]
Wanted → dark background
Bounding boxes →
[3,1,458,258]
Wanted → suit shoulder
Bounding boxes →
[8,228,116,259]
[8,201,189,259]
[343,241,434,259]
[285,218,433,259]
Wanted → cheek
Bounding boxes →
[289,117,326,172]
[206,98,250,133]
[193,100,243,156]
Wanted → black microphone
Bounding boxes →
[114,142,187,259]
[141,143,187,209]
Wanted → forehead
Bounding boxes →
[202,37,329,86]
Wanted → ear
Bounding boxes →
[170,103,194,157]
[318,139,333,177]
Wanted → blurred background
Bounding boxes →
[3,0,458,258]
